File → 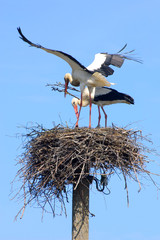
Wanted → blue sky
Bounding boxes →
[1,0,160,239]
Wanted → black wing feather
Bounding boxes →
[17,27,87,71]
[17,27,41,48]
[94,87,134,104]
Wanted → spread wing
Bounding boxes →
[87,44,142,77]
[17,27,86,71]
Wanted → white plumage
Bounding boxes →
[87,53,108,71]
[17,27,140,128]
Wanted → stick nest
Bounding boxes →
[13,124,158,219]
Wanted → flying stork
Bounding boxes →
[71,86,134,127]
[17,27,140,128]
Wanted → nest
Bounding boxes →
[13,124,158,219]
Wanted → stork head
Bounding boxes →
[64,73,71,97]
[71,98,80,119]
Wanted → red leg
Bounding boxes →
[75,93,83,127]
[89,93,92,128]
[97,106,101,127]
[101,107,107,127]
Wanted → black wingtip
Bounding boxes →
[17,27,24,40]
[17,27,33,46]
[17,26,21,33]
[125,94,134,105]
[117,44,128,53]
[117,44,143,64]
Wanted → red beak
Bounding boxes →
[73,105,79,119]
[64,79,69,97]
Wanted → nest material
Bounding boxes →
[14,124,157,219]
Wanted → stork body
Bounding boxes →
[71,87,134,127]
[17,27,140,128]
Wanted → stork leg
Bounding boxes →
[75,93,83,127]
[97,106,101,128]
[89,93,92,128]
[101,107,107,127]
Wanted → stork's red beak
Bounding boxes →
[73,105,79,119]
[64,79,69,97]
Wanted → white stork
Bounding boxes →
[71,87,134,127]
[17,27,140,128]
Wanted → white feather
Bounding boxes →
[87,53,106,71]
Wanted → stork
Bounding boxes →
[71,87,134,127]
[17,27,140,128]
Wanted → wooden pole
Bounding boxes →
[72,178,89,240]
